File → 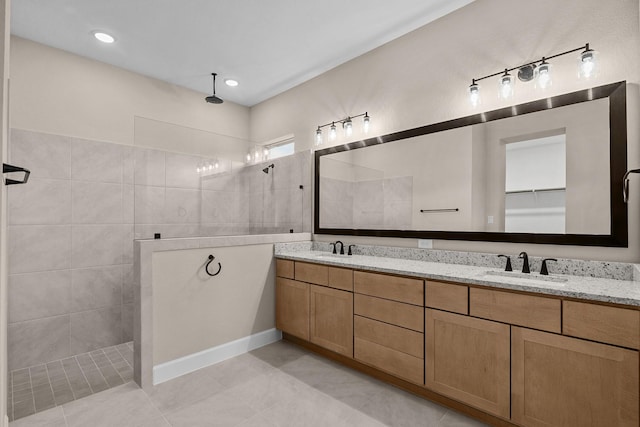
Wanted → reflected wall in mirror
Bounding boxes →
[315,81,627,247]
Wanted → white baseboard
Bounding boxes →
[153,328,282,385]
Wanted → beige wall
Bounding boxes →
[9,37,251,155]
[152,244,275,365]
[252,0,640,262]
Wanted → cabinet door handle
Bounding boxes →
[3,163,30,185]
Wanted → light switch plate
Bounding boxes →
[418,239,433,249]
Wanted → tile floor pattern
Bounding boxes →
[10,341,487,427]
[8,342,133,421]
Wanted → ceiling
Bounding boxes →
[11,0,473,107]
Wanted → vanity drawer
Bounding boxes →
[276,259,294,279]
[355,315,423,358]
[354,271,423,305]
[328,266,353,292]
[563,301,640,349]
[354,294,423,332]
[426,281,468,315]
[355,337,424,385]
[295,262,328,286]
[470,288,561,333]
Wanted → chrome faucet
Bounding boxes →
[518,252,530,273]
[334,241,344,255]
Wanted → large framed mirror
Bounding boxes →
[314,81,627,246]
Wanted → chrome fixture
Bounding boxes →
[262,164,274,174]
[540,258,557,276]
[468,43,597,106]
[623,169,640,203]
[518,252,530,274]
[315,112,371,146]
[205,72,223,104]
[497,254,512,272]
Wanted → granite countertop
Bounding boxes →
[275,250,640,307]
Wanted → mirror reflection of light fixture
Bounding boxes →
[315,112,371,145]
[468,43,596,106]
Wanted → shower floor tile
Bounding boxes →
[7,341,134,421]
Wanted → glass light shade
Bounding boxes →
[196,166,201,173]
[579,48,598,79]
[263,148,269,159]
[208,163,213,170]
[363,113,370,133]
[536,61,552,89]
[343,118,353,137]
[315,128,323,146]
[499,72,514,99]
[214,160,219,169]
[469,82,480,107]
[245,152,251,163]
[329,123,337,140]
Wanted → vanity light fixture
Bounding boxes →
[315,112,371,146]
[468,43,597,106]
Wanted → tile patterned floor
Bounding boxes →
[7,342,133,421]
[9,341,487,427]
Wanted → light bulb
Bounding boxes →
[343,118,353,137]
[214,160,219,169]
[363,113,370,133]
[469,80,480,107]
[246,152,251,162]
[208,163,213,171]
[499,70,514,99]
[254,149,260,161]
[536,60,552,89]
[579,46,598,79]
[196,166,201,173]
[263,148,269,159]
[329,122,337,140]
[315,127,323,145]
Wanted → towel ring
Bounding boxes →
[205,254,222,277]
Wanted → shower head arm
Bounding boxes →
[623,168,640,203]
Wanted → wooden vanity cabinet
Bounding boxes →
[512,326,639,427]
[425,309,510,419]
[276,277,309,340]
[309,284,353,357]
[278,261,354,357]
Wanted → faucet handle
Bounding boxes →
[497,254,512,272]
[329,242,336,254]
[540,258,558,276]
[348,245,356,256]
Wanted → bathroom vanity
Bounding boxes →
[275,247,640,427]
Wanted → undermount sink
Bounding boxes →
[314,253,351,260]
[481,270,568,285]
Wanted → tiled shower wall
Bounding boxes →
[7,129,311,371]
[320,176,412,229]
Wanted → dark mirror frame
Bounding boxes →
[314,81,628,247]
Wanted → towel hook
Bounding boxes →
[205,254,222,277]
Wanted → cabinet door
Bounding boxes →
[309,284,353,357]
[425,309,510,418]
[512,326,639,427]
[276,278,309,340]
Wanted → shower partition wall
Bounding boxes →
[5,120,311,375]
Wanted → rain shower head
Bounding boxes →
[205,73,224,104]
[262,164,275,174]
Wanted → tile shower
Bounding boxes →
[6,128,311,419]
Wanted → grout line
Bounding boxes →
[44,363,61,406]
[114,343,134,370]
[57,359,78,401]
[28,365,35,418]
[72,355,95,395]
[87,350,111,388]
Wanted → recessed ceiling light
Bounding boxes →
[225,79,239,87]
[92,31,115,44]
